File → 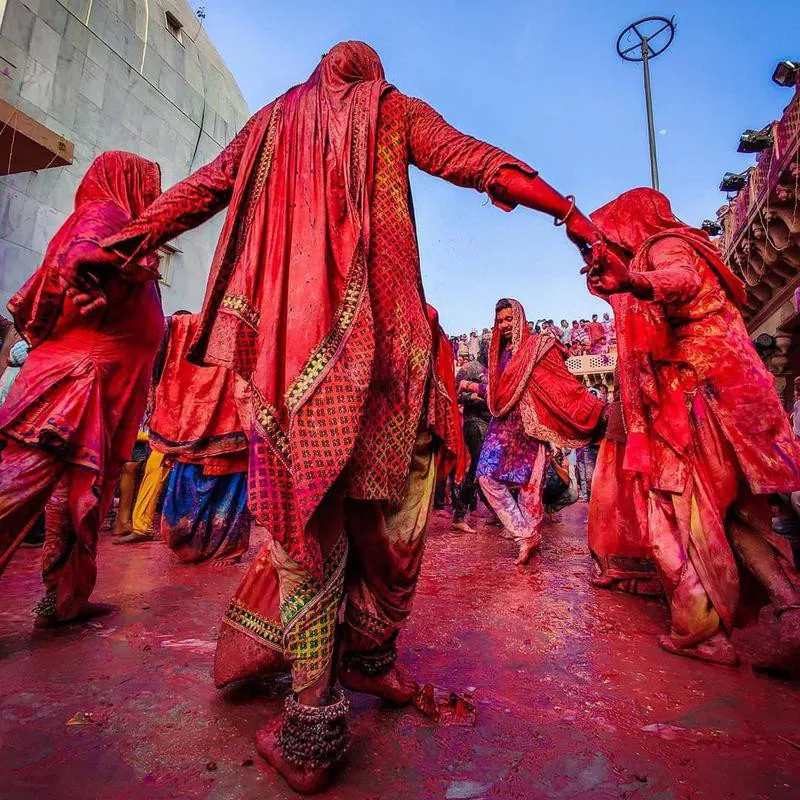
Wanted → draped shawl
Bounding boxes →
[148,313,247,460]
[487,299,604,448]
[114,43,390,577]
[591,188,748,480]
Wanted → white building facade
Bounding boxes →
[0,0,250,313]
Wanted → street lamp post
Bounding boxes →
[617,16,676,190]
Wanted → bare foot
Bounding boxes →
[113,532,155,545]
[515,537,541,566]
[451,520,476,534]
[34,602,117,629]
[255,716,334,795]
[339,664,418,707]
[111,523,132,537]
[753,608,800,678]
[658,633,739,667]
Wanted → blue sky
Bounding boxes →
[198,0,800,335]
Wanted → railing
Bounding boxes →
[721,83,800,257]
[566,352,617,376]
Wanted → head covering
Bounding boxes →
[591,188,746,306]
[74,151,161,215]
[8,152,161,347]
[487,299,603,448]
[589,188,746,475]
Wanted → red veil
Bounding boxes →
[109,43,392,577]
[488,299,603,448]
[9,152,161,347]
[590,188,747,481]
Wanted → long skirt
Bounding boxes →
[648,394,800,647]
[588,439,662,596]
[213,430,436,692]
[161,462,251,564]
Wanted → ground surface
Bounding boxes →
[1,503,799,800]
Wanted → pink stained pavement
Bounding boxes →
[0,505,798,799]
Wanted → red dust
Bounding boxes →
[0,504,799,798]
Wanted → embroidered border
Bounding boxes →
[236,99,283,256]
[283,83,371,416]
[345,603,392,645]
[221,293,261,330]
[284,248,366,413]
[224,599,283,650]
[252,386,290,464]
[282,534,349,692]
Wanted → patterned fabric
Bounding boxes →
[161,462,251,564]
[478,444,547,545]
[213,430,436,692]
[282,534,348,691]
[477,349,541,487]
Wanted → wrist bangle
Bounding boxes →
[553,195,576,227]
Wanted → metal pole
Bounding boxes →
[641,38,660,190]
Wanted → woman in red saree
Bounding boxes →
[475,298,605,564]
[0,151,163,626]
[587,188,800,672]
[140,312,251,563]
[85,42,601,792]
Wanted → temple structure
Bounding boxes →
[718,68,800,404]
[0,0,249,314]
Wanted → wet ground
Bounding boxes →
[1,503,799,799]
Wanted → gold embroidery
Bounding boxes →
[284,245,367,413]
[225,600,283,650]
[282,534,349,692]
[252,388,290,463]
[221,293,260,330]
[235,99,283,257]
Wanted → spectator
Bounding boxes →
[587,314,605,348]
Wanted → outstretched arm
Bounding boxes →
[586,237,703,303]
[102,109,266,266]
[406,96,600,247]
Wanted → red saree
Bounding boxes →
[148,313,247,461]
[427,305,468,483]
[487,299,604,448]
[590,188,800,640]
[0,152,163,612]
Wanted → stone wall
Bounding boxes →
[0,0,250,313]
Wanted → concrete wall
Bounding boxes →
[0,0,250,314]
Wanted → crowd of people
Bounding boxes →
[450,312,616,364]
[1,41,800,796]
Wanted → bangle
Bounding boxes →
[553,195,576,227]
